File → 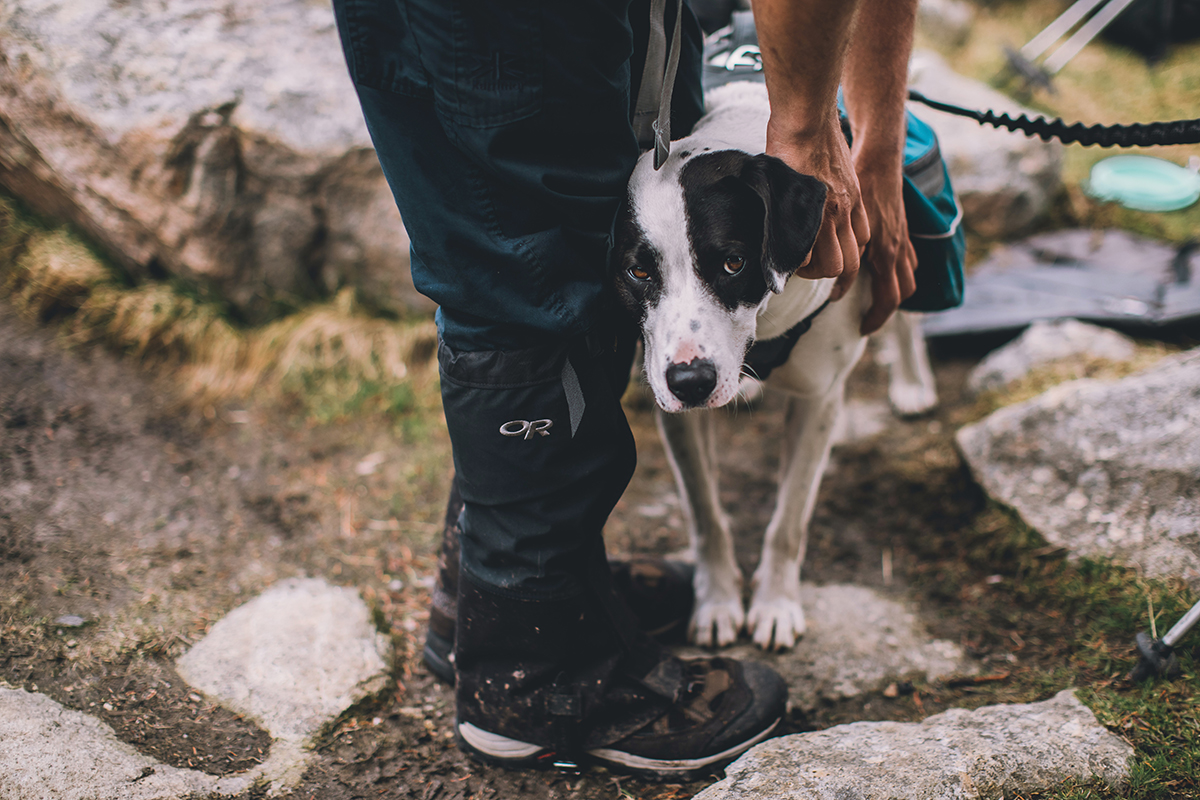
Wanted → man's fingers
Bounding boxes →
[830,223,860,301]
[831,255,857,301]
[850,194,871,249]
[838,213,860,288]
[860,268,900,335]
[798,214,843,284]
[897,238,918,300]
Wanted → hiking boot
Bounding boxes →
[453,572,786,781]
[423,477,696,683]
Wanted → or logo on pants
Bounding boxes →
[499,419,554,440]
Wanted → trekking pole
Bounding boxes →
[1004,0,1137,91]
[1042,0,1137,73]
[1019,0,1109,62]
[1129,598,1200,682]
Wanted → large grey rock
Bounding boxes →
[697,690,1132,800]
[684,584,974,709]
[0,0,431,322]
[176,577,392,788]
[908,51,1063,238]
[967,319,1137,394]
[0,684,250,800]
[958,349,1200,584]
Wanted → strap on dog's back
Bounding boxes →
[633,0,684,169]
[742,299,830,381]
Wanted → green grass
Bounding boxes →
[1086,681,1200,799]
[905,497,1199,799]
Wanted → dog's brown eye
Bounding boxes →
[628,265,652,282]
[723,256,745,276]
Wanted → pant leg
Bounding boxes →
[333,0,703,596]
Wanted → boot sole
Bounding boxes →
[458,717,780,781]
[586,716,780,780]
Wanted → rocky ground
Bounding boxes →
[4,290,1179,799]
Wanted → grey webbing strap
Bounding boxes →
[632,0,683,169]
[631,0,666,145]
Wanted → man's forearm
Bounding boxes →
[842,0,918,166]
[842,0,920,333]
[754,0,862,144]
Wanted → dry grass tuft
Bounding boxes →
[0,195,439,416]
[3,229,109,321]
[70,284,439,410]
[69,283,237,364]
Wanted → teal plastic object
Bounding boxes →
[1086,156,1200,212]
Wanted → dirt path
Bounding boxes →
[2,298,1025,799]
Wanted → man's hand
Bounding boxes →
[765,114,871,300]
[838,0,921,334]
[855,154,917,335]
[753,0,866,298]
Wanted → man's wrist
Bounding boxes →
[766,105,842,150]
[852,139,905,178]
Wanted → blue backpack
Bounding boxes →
[898,110,966,312]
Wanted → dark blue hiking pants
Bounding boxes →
[333,0,704,597]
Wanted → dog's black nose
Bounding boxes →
[666,359,717,406]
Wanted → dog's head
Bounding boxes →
[613,148,826,411]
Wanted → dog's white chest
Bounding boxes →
[755,276,837,342]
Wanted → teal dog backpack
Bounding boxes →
[704,11,966,312]
[897,109,965,312]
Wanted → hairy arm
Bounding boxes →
[843,0,920,334]
[753,0,869,298]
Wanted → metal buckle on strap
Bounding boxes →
[633,0,684,169]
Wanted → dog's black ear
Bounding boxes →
[742,154,827,294]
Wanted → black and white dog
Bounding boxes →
[613,81,936,651]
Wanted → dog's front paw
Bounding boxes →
[747,598,806,651]
[688,599,745,648]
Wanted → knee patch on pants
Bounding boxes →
[438,334,636,597]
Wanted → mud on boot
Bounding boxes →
[423,477,696,683]
[453,574,786,781]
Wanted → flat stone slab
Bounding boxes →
[698,690,1133,800]
[958,349,1200,584]
[177,577,391,743]
[0,684,249,800]
[0,578,392,798]
[923,229,1199,338]
[684,584,975,709]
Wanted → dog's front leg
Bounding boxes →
[656,408,744,647]
[747,391,841,651]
